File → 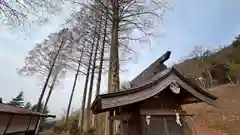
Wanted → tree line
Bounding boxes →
[0,91,49,114]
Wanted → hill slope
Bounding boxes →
[175,35,240,88]
[184,85,240,135]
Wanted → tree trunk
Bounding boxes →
[65,46,85,125]
[86,46,97,130]
[227,74,234,84]
[96,9,107,97]
[43,73,58,112]
[96,5,108,135]
[78,30,97,131]
[107,1,120,135]
[108,2,120,93]
[36,39,65,112]
[35,73,58,133]
[35,38,65,135]
[86,16,102,130]
[206,68,213,87]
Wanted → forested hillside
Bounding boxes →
[176,35,240,89]
[178,35,240,135]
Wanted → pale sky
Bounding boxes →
[1,0,240,118]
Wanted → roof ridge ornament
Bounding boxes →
[159,51,171,64]
[170,81,180,94]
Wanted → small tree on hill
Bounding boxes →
[8,91,24,107]
[31,102,49,114]
[24,101,32,109]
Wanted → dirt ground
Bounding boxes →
[184,84,240,135]
[197,125,228,135]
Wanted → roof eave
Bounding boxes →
[171,67,218,100]
[0,111,56,118]
[91,67,218,113]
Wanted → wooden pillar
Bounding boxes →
[163,117,170,135]
[3,114,13,135]
[34,116,41,135]
[236,77,240,85]
[127,111,140,135]
[108,110,114,135]
[26,116,33,132]
[108,112,133,135]
[120,119,128,135]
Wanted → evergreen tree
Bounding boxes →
[0,97,3,103]
[24,101,32,109]
[31,102,49,114]
[8,91,24,107]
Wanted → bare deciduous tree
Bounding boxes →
[0,0,64,26]
[18,28,73,134]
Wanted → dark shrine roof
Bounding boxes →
[130,51,170,87]
[0,103,56,118]
[91,67,217,114]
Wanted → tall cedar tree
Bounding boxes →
[65,44,85,124]
[86,10,103,129]
[36,29,69,113]
[94,4,108,134]
[19,28,71,113]
[79,27,97,131]
[65,9,90,123]
[19,28,72,134]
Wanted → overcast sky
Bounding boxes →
[1,0,240,118]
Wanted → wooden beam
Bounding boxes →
[109,113,131,120]
[140,109,194,116]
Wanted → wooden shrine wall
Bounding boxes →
[119,88,194,135]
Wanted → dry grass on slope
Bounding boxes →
[184,85,240,135]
